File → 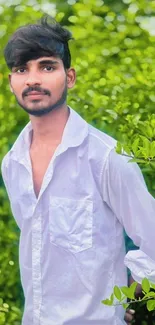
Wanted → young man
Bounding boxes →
[1,15,155,325]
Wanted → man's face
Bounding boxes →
[9,56,75,117]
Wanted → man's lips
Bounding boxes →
[26,91,45,96]
[25,91,47,99]
[23,87,50,98]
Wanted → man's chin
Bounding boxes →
[22,107,54,117]
[18,102,66,117]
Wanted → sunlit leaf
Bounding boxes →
[142,278,150,294]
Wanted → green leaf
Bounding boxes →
[142,278,150,294]
[121,286,134,299]
[129,281,138,299]
[145,125,153,138]
[122,303,129,309]
[101,299,113,306]
[142,291,155,299]
[146,299,155,311]
[116,142,122,154]
[114,285,122,300]
[149,162,155,170]
[140,136,150,158]
[110,293,114,304]
[128,158,147,163]
[123,144,131,156]
[132,138,139,154]
[150,141,155,158]
[140,125,154,138]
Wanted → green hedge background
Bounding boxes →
[0,0,155,324]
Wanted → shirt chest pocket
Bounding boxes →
[48,197,93,253]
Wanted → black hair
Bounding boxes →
[4,15,73,70]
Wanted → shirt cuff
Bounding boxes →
[124,249,155,284]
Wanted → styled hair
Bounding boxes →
[4,15,73,70]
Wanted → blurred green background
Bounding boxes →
[0,0,155,324]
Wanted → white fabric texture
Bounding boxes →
[1,107,155,325]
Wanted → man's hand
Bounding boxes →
[124,309,135,324]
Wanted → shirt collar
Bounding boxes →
[10,107,88,162]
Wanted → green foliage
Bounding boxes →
[116,114,155,164]
[0,0,155,324]
[102,279,155,313]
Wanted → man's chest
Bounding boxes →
[29,147,57,198]
[7,149,120,256]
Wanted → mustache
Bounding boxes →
[22,86,51,97]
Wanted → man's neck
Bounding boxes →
[30,106,70,148]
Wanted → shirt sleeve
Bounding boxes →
[1,154,22,229]
[102,147,155,283]
[1,154,11,198]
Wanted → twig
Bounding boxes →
[114,297,155,306]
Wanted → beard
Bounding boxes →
[14,83,68,117]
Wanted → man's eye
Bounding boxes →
[16,68,26,73]
[43,66,54,71]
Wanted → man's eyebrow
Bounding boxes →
[38,60,59,65]
[11,60,59,71]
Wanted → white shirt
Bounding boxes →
[1,107,155,325]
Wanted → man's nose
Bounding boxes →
[25,72,41,86]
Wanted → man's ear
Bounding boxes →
[66,68,76,89]
[8,74,13,93]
